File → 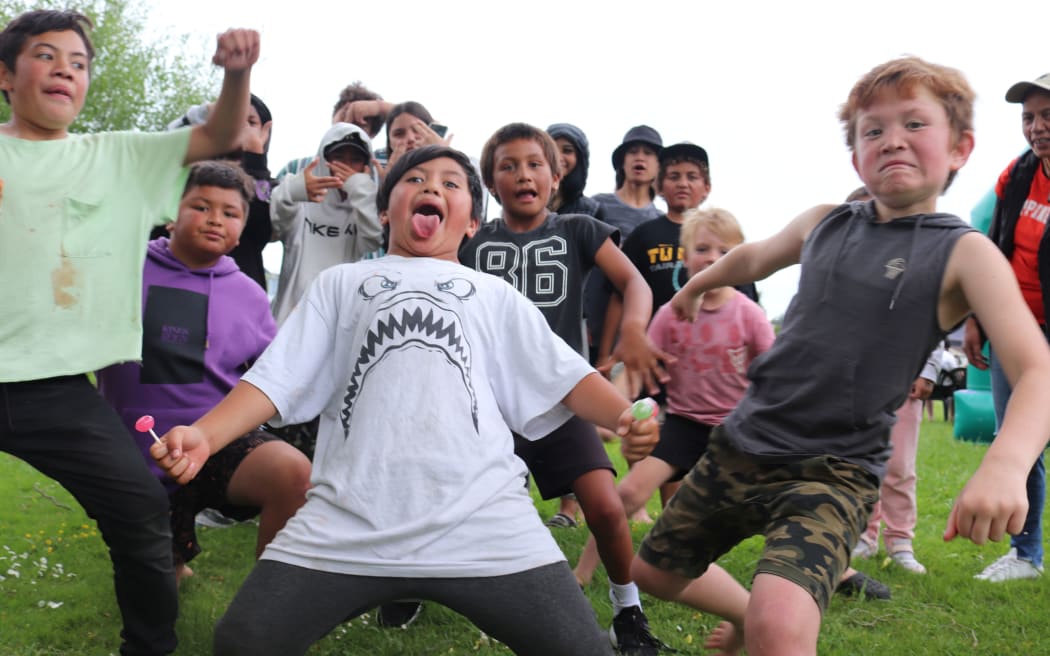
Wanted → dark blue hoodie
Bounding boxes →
[97,238,276,487]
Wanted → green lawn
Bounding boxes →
[1,410,1046,655]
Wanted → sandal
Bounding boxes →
[836,571,891,600]
[545,512,578,528]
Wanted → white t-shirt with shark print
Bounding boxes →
[244,255,594,577]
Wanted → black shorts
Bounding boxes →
[650,413,713,482]
[169,429,277,564]
[513,415,615,500]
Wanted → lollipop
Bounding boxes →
[135,415,162,444]
[631,398,658,421]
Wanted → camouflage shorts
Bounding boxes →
[638,426,879,612]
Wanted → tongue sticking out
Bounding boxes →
[411,212,441,239]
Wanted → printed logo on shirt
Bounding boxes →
[161,325,190,345]
[884,258,906,280]
[140,285,207,384]
[645,245,684,266]
[306,217,358,238]
[1020,199,1050,225]
[472,237,568,308]
[340,272,481,436]
[727,347,749,375]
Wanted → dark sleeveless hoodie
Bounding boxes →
[723,201,974,479]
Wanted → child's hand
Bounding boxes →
[211,29,260,72]
[962,316,988,370]
[412,118,453,148]
[670,288,704,322]
[327,159,363,186]
[150,426,211,485]
[613,327,674,396]
[304,158,343,202]
[908,377,934,400]
[334,100,388,134]
[943,457,1029,544]
[616,405,660,465]
[240,119,271,155]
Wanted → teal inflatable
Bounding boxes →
[965,363,990,391]
[953,389,995,443]
[949,196,998,444]
[969,188,997,234]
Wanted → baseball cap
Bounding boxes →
[324,131,371,160]
[1005,73,1050,103]
[659,142,709,167]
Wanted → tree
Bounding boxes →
[0,0,217,133]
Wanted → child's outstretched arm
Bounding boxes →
[184,29,260,165]
[562,372,660,463]
[150,380,277,485]
[942,233,1050,544]
[671,203,834,321]
[594,239,672,395]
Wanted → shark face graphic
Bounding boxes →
[340,274,479,436]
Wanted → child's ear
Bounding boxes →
[0,61,13,93]
[379,210,389,226]
[466,217,480,238]
[950,130,976,170]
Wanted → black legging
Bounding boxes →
[214,560,613,656]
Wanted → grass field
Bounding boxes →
[1,409,1047,655]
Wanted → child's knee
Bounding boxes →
[578,492,626,535]
[262,445,312,502]
[617,479,650,515]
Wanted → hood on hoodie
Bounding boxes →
[547,123,591,207]
[315,122,373,178]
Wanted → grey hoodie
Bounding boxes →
[270,123,382,325]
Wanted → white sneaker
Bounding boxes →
[890,550,927,574]
[974,548,1044,582]
[852,540,877,560]
[195,508,238,528]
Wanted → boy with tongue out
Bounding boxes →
[459,123,674,655]
[153,145,660,656]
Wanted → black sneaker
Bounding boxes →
[609,605,673,655]
[836,571,891,600]
[376,600,423,628]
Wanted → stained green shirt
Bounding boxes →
[0,129,190,382]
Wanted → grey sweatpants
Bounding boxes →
[214,560,613,656]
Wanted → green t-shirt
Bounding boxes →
[0,129,191,382]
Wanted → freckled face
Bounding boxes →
[851,87,971,216]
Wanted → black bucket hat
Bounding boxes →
[611,125,663,170]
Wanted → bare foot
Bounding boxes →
[175,563,194,588]
[630,507,654,524]
[574,568,591,587]
[704,620,744,655]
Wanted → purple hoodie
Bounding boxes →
[97,238,276,487]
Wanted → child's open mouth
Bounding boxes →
[44,85,73,102]
[411,202,443,239]
[515,189,538,201]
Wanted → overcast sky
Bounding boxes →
[148,0,1042,319]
